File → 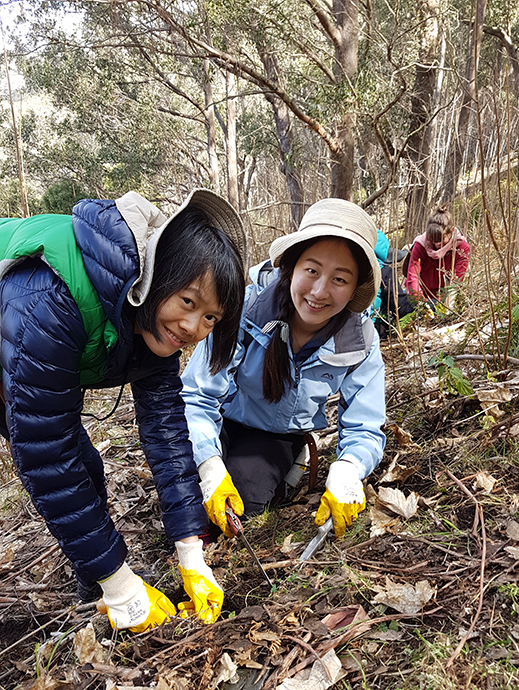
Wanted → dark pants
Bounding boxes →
[220,418,306,515]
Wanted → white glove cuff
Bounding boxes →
[175,539,219,588]
[339,454,364,475]
[326,460,364,504]
[198,456,227,503]
[98,562,142,605]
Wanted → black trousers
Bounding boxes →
[220,418,306,515]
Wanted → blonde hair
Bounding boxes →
[426,204,454,244]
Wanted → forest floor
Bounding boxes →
[2,310,519,690]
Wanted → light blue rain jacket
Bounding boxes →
[181,261,386,480]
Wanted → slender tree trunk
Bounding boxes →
[405,0,439,243]
[226,69,239,210]
[442,0,488,202]
[203,58,219,190]
[330,0,358,200]
[259,50,304,230]
[2,24,29,218]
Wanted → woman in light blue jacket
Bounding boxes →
[182,199,386,538]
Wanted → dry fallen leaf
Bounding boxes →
[379,456,419,484]
[0,539,25,568]
[210,653,238,688]
[371,577,436,614]
[505,546,519,560]
[369,505,402,538]
[387,424,421,450]
[506,520,519,542]
[322,604,369,633]
[377,487,419,519]
[73,624,107,665]
[473,471,497,494]
[476,388,513,419]
[276,649,345,689]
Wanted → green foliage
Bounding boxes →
[41,179,90,214]
[429,351,474,397]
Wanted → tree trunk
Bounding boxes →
[405,0,439,243]
[259,50,304,230]
[203,58,219,190]
[442,0,488,202]
[328,0,357,200]
[226,69,239,210]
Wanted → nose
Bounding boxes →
[179,312,203,338]
[311,277,329,299]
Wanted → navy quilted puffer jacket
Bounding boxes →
[0,198,206,586]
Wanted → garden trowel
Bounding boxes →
[298,516,333,564]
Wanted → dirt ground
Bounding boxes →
[2,317,519,689]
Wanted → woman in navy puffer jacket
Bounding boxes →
[0,189,245,630]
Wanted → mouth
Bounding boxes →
[164,325,187,347]
[305,299,329,311]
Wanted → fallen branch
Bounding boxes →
[442,469,487,669]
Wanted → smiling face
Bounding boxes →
[135,271,223,357]
[289,239,359,334]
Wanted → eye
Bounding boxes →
[334,276,347,284]
[205,314,219,326]
[306,267,317,275]
[182,296,193,306]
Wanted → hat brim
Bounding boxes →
[269,227,381,313]
[131,188,247,306]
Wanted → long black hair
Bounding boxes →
[136,206,245,374]
[263,236,369,403]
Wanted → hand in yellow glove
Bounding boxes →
[315,460,366,538]
[98,562,176,632]
[198,456,244,537]
[176,539,224,624]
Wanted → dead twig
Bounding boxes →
[442,469,487,669]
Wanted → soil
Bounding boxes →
[1,321,519,689]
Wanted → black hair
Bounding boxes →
[263,236,370,403]
[136,205,245,374]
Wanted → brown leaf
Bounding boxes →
[322,604,369,634]
[379,456,419,484]
[388,424,420,450]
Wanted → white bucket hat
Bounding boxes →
[269,198,381,313]
[116,188,247,306]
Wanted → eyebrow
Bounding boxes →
[305,257,356,276]
[183,285,225,317]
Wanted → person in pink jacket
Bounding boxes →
[404,204,470,302]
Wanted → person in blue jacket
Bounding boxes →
[181,198,386,540]
[0,189,245,630]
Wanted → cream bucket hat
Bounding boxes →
[269,198,381,313]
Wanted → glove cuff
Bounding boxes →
[175,539,205,570]
[98,562,142,605]
[338,455,363,474]
[198,455,226,482]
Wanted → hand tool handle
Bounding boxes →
[225,503,243,536]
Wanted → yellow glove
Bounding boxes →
[198,456,244,537]
[176,539,224,625]
[315,460,366,538]
[98,562,176,632]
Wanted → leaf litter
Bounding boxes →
[2,322,519,688]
